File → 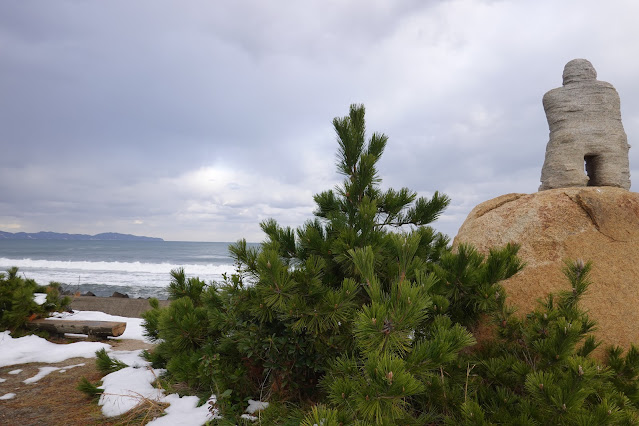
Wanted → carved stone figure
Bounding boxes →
[539,59,631,191]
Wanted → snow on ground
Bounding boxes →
[109,349,149,368]
[147,393,217,426]
[22,363,85,384]
[49,310,152,342]
[0,310,232,424]
[246,399,269,414]
[99,364,165,417]
[241,399,270,422]
[59,363,86,373]
[22,367,59,385]
[0,331,110,367]
[97,350,220,423]
[23,366,60,384]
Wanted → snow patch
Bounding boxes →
[24,366,60,384]
[98,361,219,423]
[246,399,269,414]
[0,331,110,367]
[22,362,86,383]
[99,366,165,417]
[109,349,150,368]
[58,363,85,373]
[34,293,47,305]
[147,394,219,425]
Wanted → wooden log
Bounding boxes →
[27,319,127,338]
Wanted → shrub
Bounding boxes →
[144,105,639,423]
[458,260,639,424]
[142,105,522,421]
[0,266,71,332]
[95,348,129,374]
[77,376,103,400]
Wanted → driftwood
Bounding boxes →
[28,319,126,338]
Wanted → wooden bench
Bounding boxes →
[27,319,127,339]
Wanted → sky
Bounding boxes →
[2,0,639,242]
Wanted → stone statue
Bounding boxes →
[539,59,631,191]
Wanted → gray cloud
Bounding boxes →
[1,0,639,241]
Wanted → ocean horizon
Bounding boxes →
[0,240,253,299]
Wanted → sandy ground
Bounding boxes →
[69,297,170,319]
[0,337,156,426]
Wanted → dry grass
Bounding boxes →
[0,357,111,426]
[0,338,159,426]
[107,392,169,426]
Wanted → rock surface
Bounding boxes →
[453,187,639,351]
[539,59,631,190]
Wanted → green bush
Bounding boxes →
[144,105,639,424]
[0,266,71,332]
[95,347,128,374]
[77,376,104,400]
[455,260,639,424]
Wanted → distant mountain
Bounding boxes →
[0,231,164,242]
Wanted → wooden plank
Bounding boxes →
[27,319,127,338]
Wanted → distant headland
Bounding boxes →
[0,231,164,242]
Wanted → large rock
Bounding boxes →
[539,59,631,190]
[453,187,639,351]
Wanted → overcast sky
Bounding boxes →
[2,0,639,242]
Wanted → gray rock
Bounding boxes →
[539,59,631,191]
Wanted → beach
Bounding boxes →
[69,295,170,318]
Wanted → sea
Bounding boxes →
[0,240,247,299]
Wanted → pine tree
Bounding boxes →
[143,105,639,423]
[143,104,524,422]
[465,260,639,425]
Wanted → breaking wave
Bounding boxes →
[0,257,233,276]
[0,257,236,297]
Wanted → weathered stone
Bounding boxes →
[453,187,639,353]
[539,59,631,190]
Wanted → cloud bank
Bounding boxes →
[2,0,638,241]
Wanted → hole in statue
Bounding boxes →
[584,155,599,186]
